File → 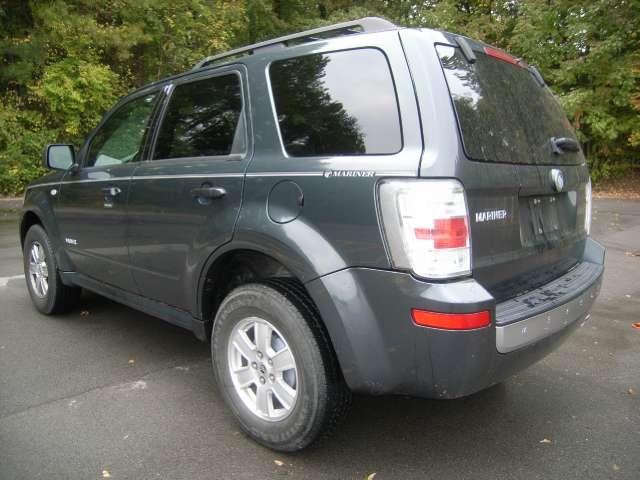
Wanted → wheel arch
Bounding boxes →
[20,210,43,248]
[21,188,74,272]
[197,245,299,330]
[195,241,341,351]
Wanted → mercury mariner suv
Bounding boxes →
[21,17,604,451]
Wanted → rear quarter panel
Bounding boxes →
[233,30,424,282]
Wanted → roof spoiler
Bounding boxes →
[455,37,477,63]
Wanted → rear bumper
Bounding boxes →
[495,265,601,353]
[306,238,604,399]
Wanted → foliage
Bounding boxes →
[1,0,638,194]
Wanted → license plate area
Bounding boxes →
[519,193,570,247]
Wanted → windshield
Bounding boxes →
[436,44,582,165]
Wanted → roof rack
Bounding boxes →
[193,16,397,69]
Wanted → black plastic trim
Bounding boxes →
[61,272,202,336]
[495,260,603,326]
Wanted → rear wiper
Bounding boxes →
[550,136,580,154]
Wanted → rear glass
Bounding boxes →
[269,48,402,157]
[436,45,581,165]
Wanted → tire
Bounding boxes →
[211,279,351,451]
[23,224,80,314]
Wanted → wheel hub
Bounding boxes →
[227,317,298,422]
[28,242,49,298]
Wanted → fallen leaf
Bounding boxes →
[613,464,620,471]
[80,310,90,317]
[102,470,111,478]
[274,460,285,467]
[632,323,640,329]
[539,438,552,444]
[628,388,636,395]
[128,359,135,365]
[366,474,377,480]
[625,251,640,257]
[625,294,631,298]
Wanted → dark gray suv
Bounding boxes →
[20,17,604,451]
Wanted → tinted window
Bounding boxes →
[85,93,157,167]
[154,74,244,159]
[436,45,581,165]
[269,49,401,156]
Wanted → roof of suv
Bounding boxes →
[124,17,403,102]
[193,16,399,69]
[123,17,486,107]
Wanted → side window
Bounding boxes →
[153,73,244,159]
[85,93,158,168]
[269,48,402,157]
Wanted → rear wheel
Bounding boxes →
[211,280,350,451]
[23,224,80,314]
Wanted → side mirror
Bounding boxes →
[43,144,77,171]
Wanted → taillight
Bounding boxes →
[378,179,471,279]
[411,309,490,330]
[414,217,468,248]
[585,178,592,235]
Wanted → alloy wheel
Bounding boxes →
[227,316,298,421]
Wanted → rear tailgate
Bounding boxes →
[401,29,591,302]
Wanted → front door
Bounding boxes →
[56,90,160,291]
[127,68,250,310]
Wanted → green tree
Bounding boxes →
[0,0,638,194]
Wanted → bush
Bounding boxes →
[0,98,52,195]
[1,1,638,195]
[589,160,639,185]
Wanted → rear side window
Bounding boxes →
[269,48,402,156]
[436,45,581,165]
[154,73,244,159]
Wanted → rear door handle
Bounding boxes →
[190,186,226,199]
[101,186,122,196]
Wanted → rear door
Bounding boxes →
[127,66,249,310]
[401,30,590,301]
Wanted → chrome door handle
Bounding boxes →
[101,186,122,196]
[190,186,226,199]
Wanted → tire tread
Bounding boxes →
[24,224,80,314]
[263,277,352,448]
[212,278,351,451]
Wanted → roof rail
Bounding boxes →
[193,16,397,69]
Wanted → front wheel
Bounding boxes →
[23,224,80,314]
[211,280,350,451]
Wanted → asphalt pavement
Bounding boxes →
[0,198,638,479]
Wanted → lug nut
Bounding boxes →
[259,376,265,384]
[257,351,263,359]
[269,374,275,382]
[267,359,273,365]
[251,362,257,369]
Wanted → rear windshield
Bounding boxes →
[436,44,582,165]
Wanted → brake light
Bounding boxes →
[484,46,523,68]
[411,309,491,330]
[414,217,468,249]
[585,178,592,235]
[378,179,471,279]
